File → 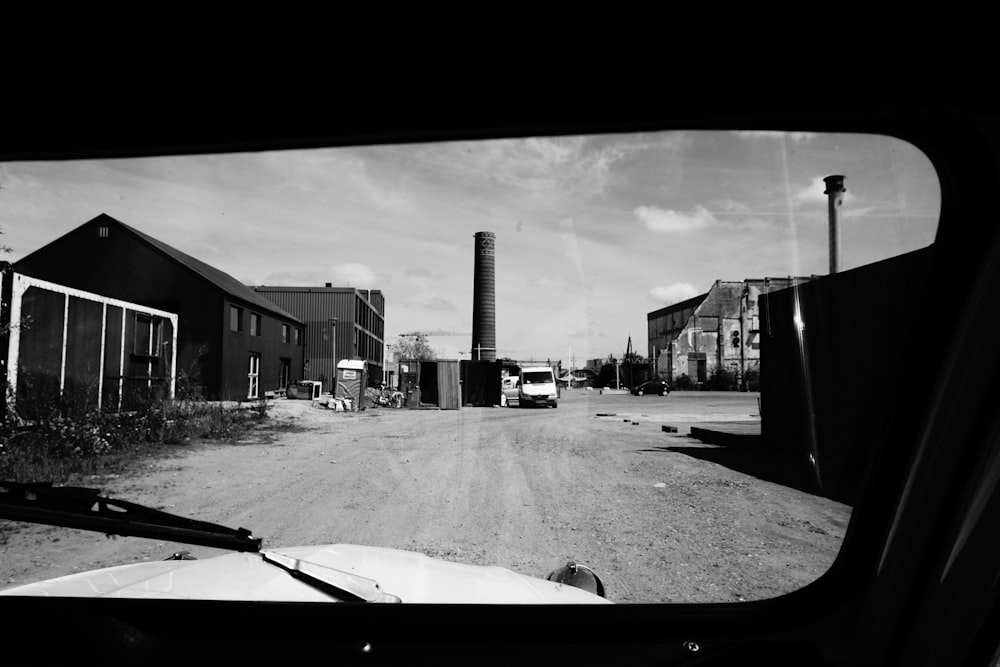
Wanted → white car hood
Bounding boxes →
[0,543,610,604]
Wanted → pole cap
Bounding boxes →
[823,175,846,194]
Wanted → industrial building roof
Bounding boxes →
[95,214,303,324]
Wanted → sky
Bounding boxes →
[0,130,940,364]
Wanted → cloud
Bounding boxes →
[557,217,587,285]
[260,263,381,288]
[404,268,434,278]
[796,175,857,206]
[327,263,377,287]
[714,198,754,215]
[635,205,715,234]
[415,296,456,311]
[648,283,700,306]
[796,176,830,204]
[258,270,328,285]
[525,275,569,289]
[417,135,649,199]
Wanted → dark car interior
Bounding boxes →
[2,81,1000,666]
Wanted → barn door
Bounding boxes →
[279,357,290,391]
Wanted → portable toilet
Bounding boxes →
[335,359,367,410]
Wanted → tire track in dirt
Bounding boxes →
[1,394,851,604]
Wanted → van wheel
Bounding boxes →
[552,401,558,408]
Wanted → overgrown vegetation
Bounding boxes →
[705,367,737,391]
[672,367,759,391]
[1,377,268,483]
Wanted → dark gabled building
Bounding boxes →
[253,285,384,393]
[12,213,305,401]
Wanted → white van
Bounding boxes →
[501,375,520,407]
[518,366,558,408]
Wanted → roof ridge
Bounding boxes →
[93,214,303,324]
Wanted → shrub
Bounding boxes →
[705,367,737,391]
[0,391,267,483]
[674,374,694,390]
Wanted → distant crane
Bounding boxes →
[392,331,472,363]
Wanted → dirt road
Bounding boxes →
[0,390,851,604]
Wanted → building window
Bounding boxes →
[250,313,261,337]
[98,226,109,238]
[294,328,301,346]
[282,323,290,343]
[230,306,243,332]
[248,353,260,399]
[133,314,161,358]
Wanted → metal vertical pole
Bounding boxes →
[824,175,846,275]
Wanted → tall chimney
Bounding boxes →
[472,231,496,361]
[823,175,846,274]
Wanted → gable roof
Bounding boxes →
[647,292,710,320]
[40,214,302,324]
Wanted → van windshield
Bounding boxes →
[523,372,554,384]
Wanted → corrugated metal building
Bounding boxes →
[12,214,305,401]
[254,285,385,394]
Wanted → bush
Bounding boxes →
[0,389,268,483]
[674,374,694,390]
[705,367,737,391]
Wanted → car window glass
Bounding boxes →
[0,130,940,603]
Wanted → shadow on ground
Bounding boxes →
[645,441,822,498]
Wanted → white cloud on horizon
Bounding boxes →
[796,175,858,206]
[260,263,380,288]
[414,296,457,311]
[635,204,715,234]
[327,263,378,287]
[407,135,668,200]
[648,283,700,306]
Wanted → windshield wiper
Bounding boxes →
[0,481,262,552]
[0,481,402,602]
[260,551,402,603]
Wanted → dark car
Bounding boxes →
[631,380,670,396]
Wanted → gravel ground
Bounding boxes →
[0,390,851,604]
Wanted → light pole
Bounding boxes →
[329,318,338,393]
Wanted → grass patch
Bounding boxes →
[1,399,269,484]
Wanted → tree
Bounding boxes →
[1,224,13,338]
[392,333,437,361]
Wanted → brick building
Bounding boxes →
[647,277,813,387]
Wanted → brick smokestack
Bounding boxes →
[472,231,496,361]
[823,175,846,275]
